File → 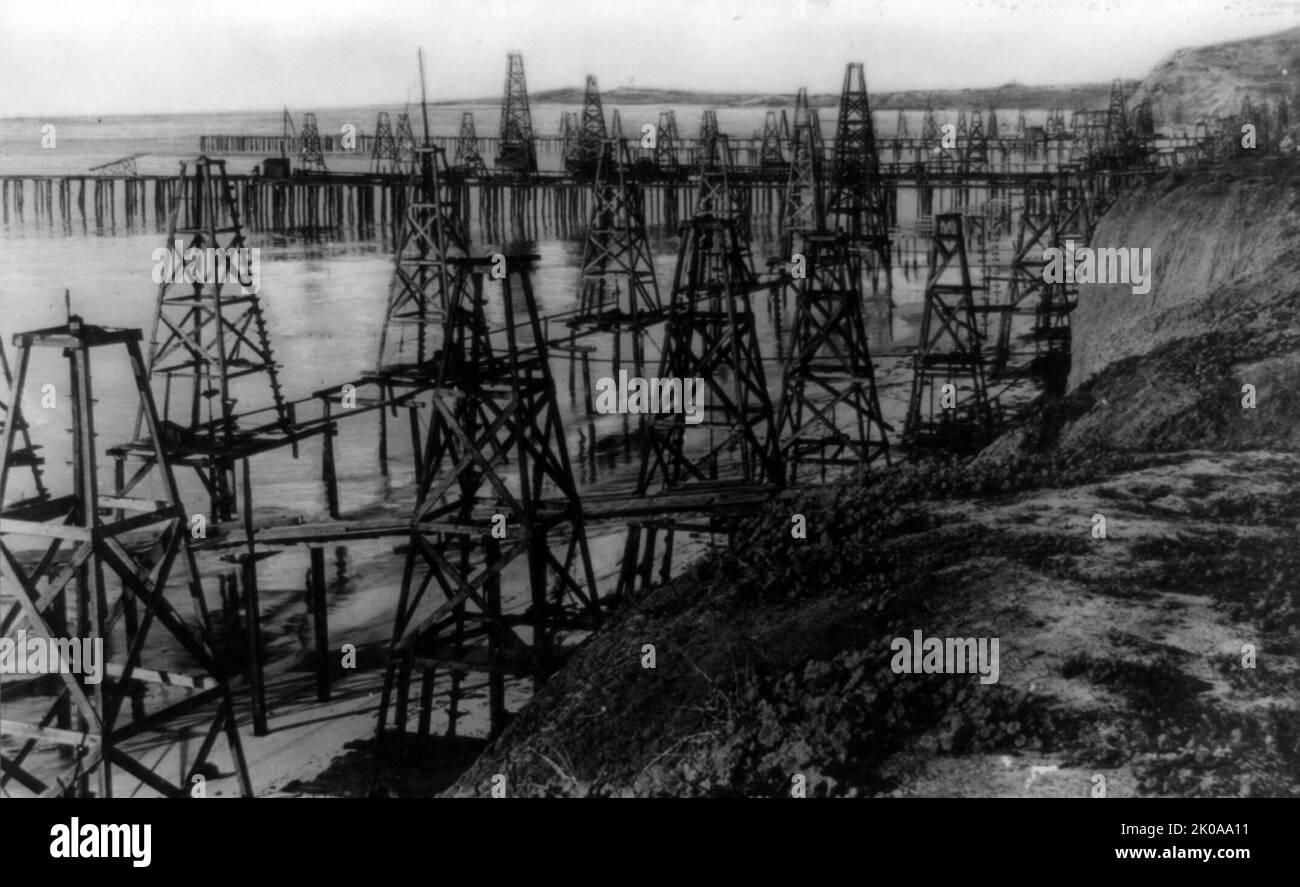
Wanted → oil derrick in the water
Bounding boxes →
[299,112,327,174]
[760,110,786,170]
[654,111,680,170]
[559,112,580,171]
[395,113,419,176]
[376,146,470,373]
[0,316,251,798]
[497,52,538,174]
[280,107,296,159]
[922,100,940,143]
[370,112,399,174]
[376,253,600,750]
[904,213,994,450]
[610,109,625,146]
[781,88,825,255]
[635,214,780,493]
[453,112,488,176]
[569,75,612,178]
[132,157,291,521]
[696,110,719,169]
[568,137,663,377]
[694,117,749,232]
[895,109,911,141]
[0,338,47,503]
[922,100,952,172]
[962,109,990,175]
[826,63,892,297]
[776,231,892,481]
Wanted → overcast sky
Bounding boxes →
[3,0,1300,116]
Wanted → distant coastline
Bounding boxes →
[444,80,1142,110]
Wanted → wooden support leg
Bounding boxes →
[309,546,330,703]
[241,460,269,737]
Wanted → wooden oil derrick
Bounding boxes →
[922,100,940,143]
[129,156,299,521]
[1014,110,1027,142]
[395,112,419,176]
[376,253,599,749]
[1034,168,1088,361]
[497,52,538,175]
[904,213,993,450]
[560,112,581,171]
[0,337,47,505]
[990,182,1069,393]
[0,317,251,798]
[279,107,296,160]
[1106,79,1129,150]
[991,181,1053,370]
[694,123,748,231]
[695,110,720,173]
[826,63,892,297]
[895,109,911,141]
[619,213,780,602]
[1053,164,1093,244]
[781,88,825,255]
[299,112,327,174]
[779,110,792,152]
[610,109,625,145]
[776,231,891,482]
[570,75,612,179]
[377,147,470,374]
[962,109,990,176]
[635,214,780,494]
[453,112,488,176]
[370,112,399,174]
[654,111,680,170]
[1046,108,1066,139]
[568,137,663,378]
[956,110,968,141]
[760,110,786,170]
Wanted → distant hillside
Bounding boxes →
[1132,25,1300,124]
[452,81,1136,111]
